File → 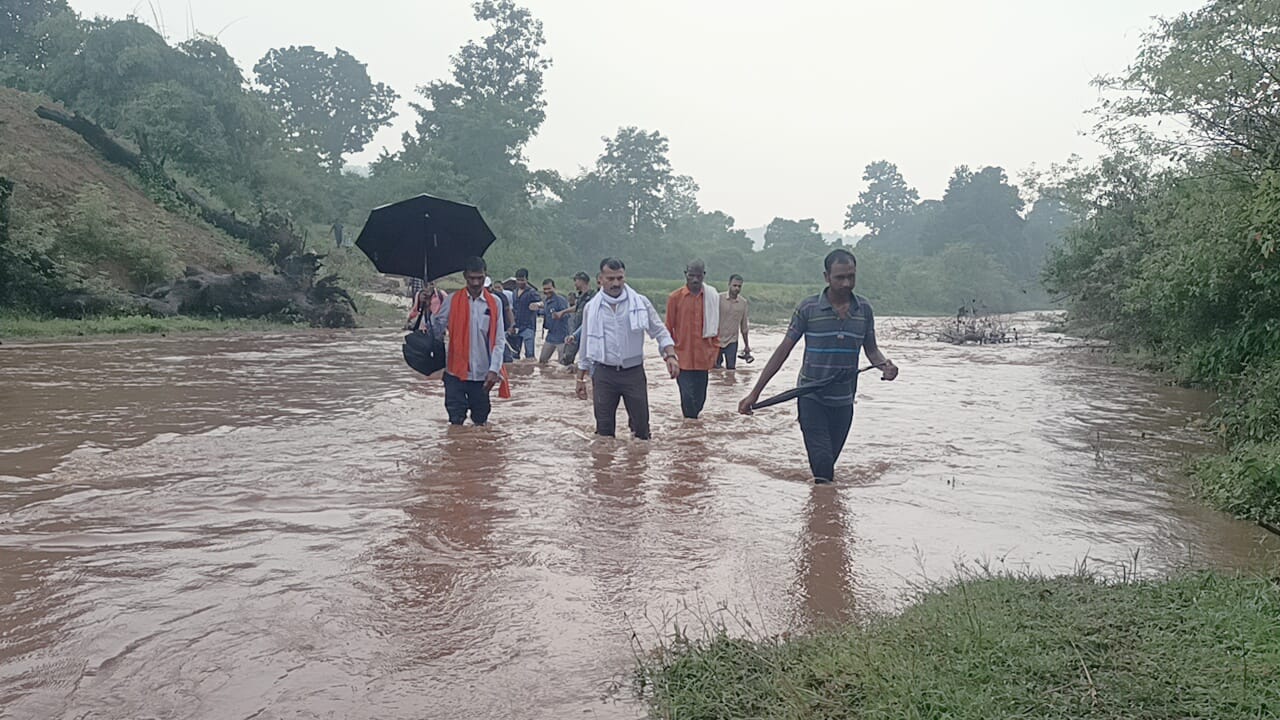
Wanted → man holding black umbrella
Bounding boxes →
[431,256,508,426]
[737,249,899,484]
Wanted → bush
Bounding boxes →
[0,177,70,310]
[52,185,181,290]
[1193,441,1280,525]
[1213,359,1280,445]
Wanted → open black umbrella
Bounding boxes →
[355,194,496,281]
[751,364,885,410]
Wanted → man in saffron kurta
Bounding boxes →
[431,257,508,426]
[665,260,720,419]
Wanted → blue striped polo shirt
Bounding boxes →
[784,291,877,406]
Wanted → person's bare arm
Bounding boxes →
[861,314,898,380]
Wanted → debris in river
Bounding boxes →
[935,300,1017,345]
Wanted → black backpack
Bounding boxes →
[403,330,446,377]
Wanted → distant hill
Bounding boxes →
[0,86,266,288]
[740,225,862,252]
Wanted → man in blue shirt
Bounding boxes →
[509,267,540,360]
[536,278,571,365]
[738,249,899,484]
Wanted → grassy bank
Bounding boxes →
[0,298,403,340]
[0,314,302,339]
[635,571,1280,719]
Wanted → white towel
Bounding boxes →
[584,284,649,365]
[702,284,719,338]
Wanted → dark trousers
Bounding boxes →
[593,365,650,439]
[444,373,492,425]
[797,396,855,482]
[715,342,738,369]
[676,369,709,419]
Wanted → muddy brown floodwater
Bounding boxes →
[1,317,1277,719]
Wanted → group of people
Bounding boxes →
[409,269,596,367]
[404,249,898,485]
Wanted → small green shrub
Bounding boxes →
[1212,358,1280,446]
[55,185,181,289]
[1194,441,1280,525]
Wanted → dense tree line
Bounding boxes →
[1041,0,1280,524]
[2,0,1060,316]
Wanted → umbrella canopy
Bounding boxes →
[355,194,496,281]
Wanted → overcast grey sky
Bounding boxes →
[71,0,1200,232]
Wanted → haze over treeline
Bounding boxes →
[3,0,1106,314]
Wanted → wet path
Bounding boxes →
[1,318,1275,719]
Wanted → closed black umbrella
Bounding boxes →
[751,364,885,410]
[355,194,497,281]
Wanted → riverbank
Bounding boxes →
[1052,317,1280,530]
[635,570,1280,719]
[0,298,404,340]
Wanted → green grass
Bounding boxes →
[0,313,307,339]
[0,298,405,339]
[353,295,409,326]
[635,571,1280,719]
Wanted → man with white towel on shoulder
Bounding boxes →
[665,259,720,420]
[575,257,680,440]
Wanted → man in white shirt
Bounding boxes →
[575,257,680,440]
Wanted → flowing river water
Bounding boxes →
[2,317,1277,719]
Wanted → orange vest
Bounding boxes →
[446,289,510,398]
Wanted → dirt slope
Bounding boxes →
[0,86,265,274]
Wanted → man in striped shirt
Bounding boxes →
[738,249,899,484]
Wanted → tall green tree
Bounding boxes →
[594,126,698,235]
[668,210,754,277]
[0,0,71,70]
[920,165,1028,274]
[401,0,550,211]
[1095,0,1280,169]
[844,160,919,235]
[254,45,398,171]
[762,217,824,252]
[42,18,170,126]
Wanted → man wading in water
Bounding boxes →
[576,257,679,440]
[738,249,899,484]
[431,256,509,425]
